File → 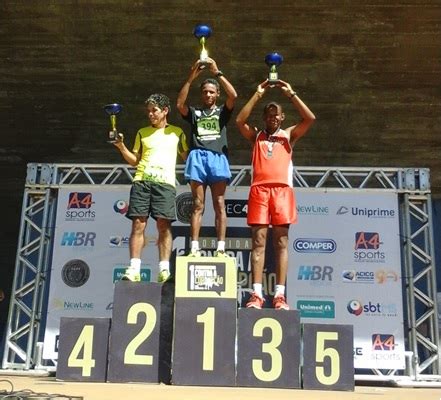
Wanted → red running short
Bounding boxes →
[247,184,297,226]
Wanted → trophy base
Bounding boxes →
[108,132,123,144]
[198,60,208,70]
[268,71,279,87]
[268,78,280,87]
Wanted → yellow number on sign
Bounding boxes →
[316,331,340,385]
[67,325,96,377]
[124,302,157,365]
[197,307,215,371]
[252,318,283,382]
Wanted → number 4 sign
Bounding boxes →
[56,317,110,382]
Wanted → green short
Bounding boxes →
[126,180,176,221]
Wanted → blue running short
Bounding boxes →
[184,149,231,184]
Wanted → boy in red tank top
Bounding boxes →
[236,79,315,310]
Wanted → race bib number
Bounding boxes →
[197,116,220,141]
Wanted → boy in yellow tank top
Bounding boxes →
[113,94,188,282]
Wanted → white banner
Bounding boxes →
[288,189,405,369]
[43,186,152,359]
[43,185,404,369]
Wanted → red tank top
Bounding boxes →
[251,129,293,187]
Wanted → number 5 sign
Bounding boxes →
[302,324,354,391]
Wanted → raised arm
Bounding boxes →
[208,58,237,110]
[176,60,204,117]
[277,80,316,143]
[235,80,269,142]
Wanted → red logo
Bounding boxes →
[355,232,382,250]
[372,334,395,350]
[67,192,94,209]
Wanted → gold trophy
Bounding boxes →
[193,24,212,66]
[104,103,123,143]
[265,52,284,85]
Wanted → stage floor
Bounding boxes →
[1,375,441,400]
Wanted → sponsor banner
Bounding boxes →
[188,262,226,293]
[297,300,335,318]
[43,186,405,369]
[289,189,404,369]
[294,238,336,254]
[112,265,152,283]
[43,187,147,359]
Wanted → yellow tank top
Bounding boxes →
[132,124,188,187]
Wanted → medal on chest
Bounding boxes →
[265,132,278,158]
[267,139,275,158]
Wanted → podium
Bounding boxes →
[56,317,110,382]
[107,281,165,383]
[55,255,354,390]
[237,308,301,388]
[302,323,354,391]
[171,256,237,386]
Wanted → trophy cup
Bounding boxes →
[265,52,284,85]
[193,24,212,66]
[104,103,122,143]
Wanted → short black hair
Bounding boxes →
[145,93,171,112]
[200,78,220,92]
[263,102,282,115]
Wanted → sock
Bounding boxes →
[159,260,170,272]
[217,240,225,252]
[191,240,200,251]
[252,283,263,298]
[130,258,141,271]
[275,285,285,297]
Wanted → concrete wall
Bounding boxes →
[0,1,440,342]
